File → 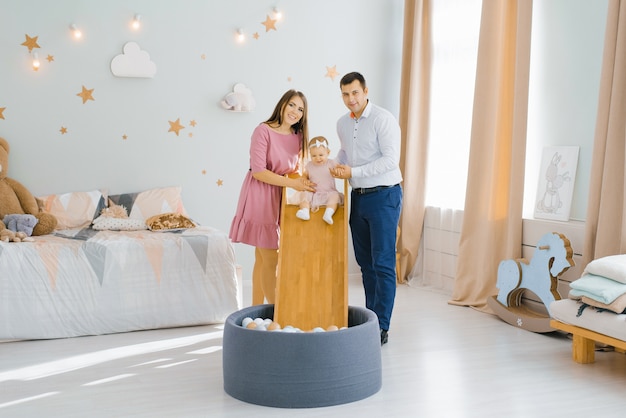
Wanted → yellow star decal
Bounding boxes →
[188,132,193,138]
[21,34,41,52]
[216,179,224,186]
[261,15,277,32]
[47,55,54,62]
[122,134,128,140]
[325,65,340,81]
[76,85,95,104]
[0,107,5,119]
[190,120,197,127]
[253,32,260,40]
[60,126,68,134]
[201,169,207,175]
[168,118,185,136]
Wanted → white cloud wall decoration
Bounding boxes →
[220,83,256,112]
[110,42,157,78]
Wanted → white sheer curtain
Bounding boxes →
[426,0,482,210]
[407,0,482,285]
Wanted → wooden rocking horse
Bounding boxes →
[487,232,575,333]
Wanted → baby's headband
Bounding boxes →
[309,139,328,149]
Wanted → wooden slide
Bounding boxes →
[273,179,349,331]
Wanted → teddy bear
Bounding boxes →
[3,213,39,236]
[0,137,57,236]
[0,227,33,243]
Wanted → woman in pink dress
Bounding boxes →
[229,90,315,304]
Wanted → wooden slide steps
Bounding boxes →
[274,179,349,331]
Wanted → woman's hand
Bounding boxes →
[291,176,316,192]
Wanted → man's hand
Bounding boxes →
[330,164,352,179]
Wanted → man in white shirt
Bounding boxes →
[331,72,403,345]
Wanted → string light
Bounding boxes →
[32,52,40,71]
[236,28,245,43]
[131,14,142,30]
[70,24,82,39]
[273,7,282,21]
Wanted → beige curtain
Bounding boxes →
[449,0,533,312]
[397,0,431,283]
[583,0,626,264]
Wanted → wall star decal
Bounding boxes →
[216,179,224,186]
[76,85,95,104]
[261,15,277,32]
[0,107,5,120]
[59,126,68,134]
[325,65,340,81]
[168,118,185,136]
[253,32,260,40]
[190,120,197,127]
[21,34,40,52]
[47,55,54,62]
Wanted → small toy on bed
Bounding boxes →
[0,224,33,242]
[3,213,38,236]
[100,202,129,218]
[92,202,147,231]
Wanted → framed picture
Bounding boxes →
[534,146,579,222]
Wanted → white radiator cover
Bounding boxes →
[409,207,585,309]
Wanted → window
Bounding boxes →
[426,0,482,210]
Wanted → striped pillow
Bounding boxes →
[37,189,106,230]
[108,186,187,222]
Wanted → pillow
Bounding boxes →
[145,212,196,231]
[108,186,187,222]
[37,189,106,230]
[584,254,626,284]
[92,216,148,231]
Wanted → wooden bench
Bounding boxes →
[550,319,626,364]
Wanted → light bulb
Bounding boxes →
[273,7,282,21]
[32,52,40,70]
[70,24,82,39]
[236,29,245,43]
[132,14,142,30]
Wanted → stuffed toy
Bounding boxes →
[0,137,57,236]
[3,213,38,236]
[0,227,33,243]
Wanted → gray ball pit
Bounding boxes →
[222,304,382,408]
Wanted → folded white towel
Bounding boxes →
[584,254,626,284]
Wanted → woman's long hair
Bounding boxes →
[265,89,309,162]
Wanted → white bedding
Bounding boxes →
[550,298,626,341]
[0,226,240,339]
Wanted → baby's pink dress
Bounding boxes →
[298,160,344,211]
[229,123,301,249]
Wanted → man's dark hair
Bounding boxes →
[339,72,366,89]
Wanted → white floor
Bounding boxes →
[2,279,626,418]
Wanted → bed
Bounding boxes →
[550,254,626,363]
[0,186,241,340]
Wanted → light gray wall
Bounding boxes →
[0,0,404,280]
[0,0,609,282]
[525,0,608,221]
